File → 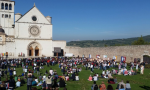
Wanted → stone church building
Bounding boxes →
[0,0,67,58]
[0,0,149,63]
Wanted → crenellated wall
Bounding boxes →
[66,45,150,63]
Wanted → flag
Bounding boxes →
[121,56,126,62]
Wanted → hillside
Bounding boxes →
[67,35,150,47]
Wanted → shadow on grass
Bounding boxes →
[139,85,150,90]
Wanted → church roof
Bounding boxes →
[15,3,51,24]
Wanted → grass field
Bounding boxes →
[2,64,150,90]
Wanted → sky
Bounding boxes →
[13,0,150,42]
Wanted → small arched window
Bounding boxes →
[5,3,8,10]
[9,4,12,10]
[2,14,4,18]
[1,3,4,9]
[5,14,8,18]
[9,15,11,18]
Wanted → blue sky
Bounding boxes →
[14,0,150,42]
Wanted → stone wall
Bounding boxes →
[66,45,150,63]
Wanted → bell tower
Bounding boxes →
[0,0,15,35]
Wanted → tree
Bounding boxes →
[132,35,145,45]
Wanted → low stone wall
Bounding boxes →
[66,45,150,63]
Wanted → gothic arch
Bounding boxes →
[27,41,42,56]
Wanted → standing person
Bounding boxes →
[46,74,53,88]
[37,66,40,75]
[4,70,7,78]
[49,68,53,76]
[136,63,139,72]
[9,76,15,90]
[27,75,33,90]
[91,64,93,73]
[140,65,144,74]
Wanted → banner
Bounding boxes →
[103,55,107,59]
[113,56,117,60]
[89,54,91,58]
[96,55,100,58]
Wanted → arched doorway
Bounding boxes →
[35,46,39,56]
[27,42,42,57]
[29,46,33,56]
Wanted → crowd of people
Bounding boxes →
[0,57,146,90]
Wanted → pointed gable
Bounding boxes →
[16,6,50,24]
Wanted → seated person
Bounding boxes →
[128,70,132,75]
[93,74,98,81]
[131,69,135,75]
[32,79,37,86]
[37,81,43,86]
[59,78,66,87]
[108,78,115,84]
[65,75,69,81]
[101,74,104,78]
[118,70,122,75]
[15,75,18,82]
[16,80,21,87]
[35,77,38,83]
[114,77,117,84]
[124,70,128,76]
[21,78,25,85]
[108,73,113,78]
[1,81,6,88]
[104,74,108,79]
[21,72,24,76]
[88,75,92,81]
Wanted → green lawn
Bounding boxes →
[2,65,150,90]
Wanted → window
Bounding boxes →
[0,36,2,41]
[5,3,8,10]
[32,16,37,21]
[9,15,11,18]
[2,14,4,18]
[5,14,8,18]
[9,4,12,10]
[1,3,4,9]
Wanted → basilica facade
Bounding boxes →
[0,0,67,58]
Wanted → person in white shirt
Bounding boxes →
[91,64,93,73]
[43,74,46,82]
[93,74,98,81]
[102,70,105,75]
[35,77,38,83]
[13,70,16,75]
[49,68,53,75]
[25,68,27,75]
[75,74,79,81]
